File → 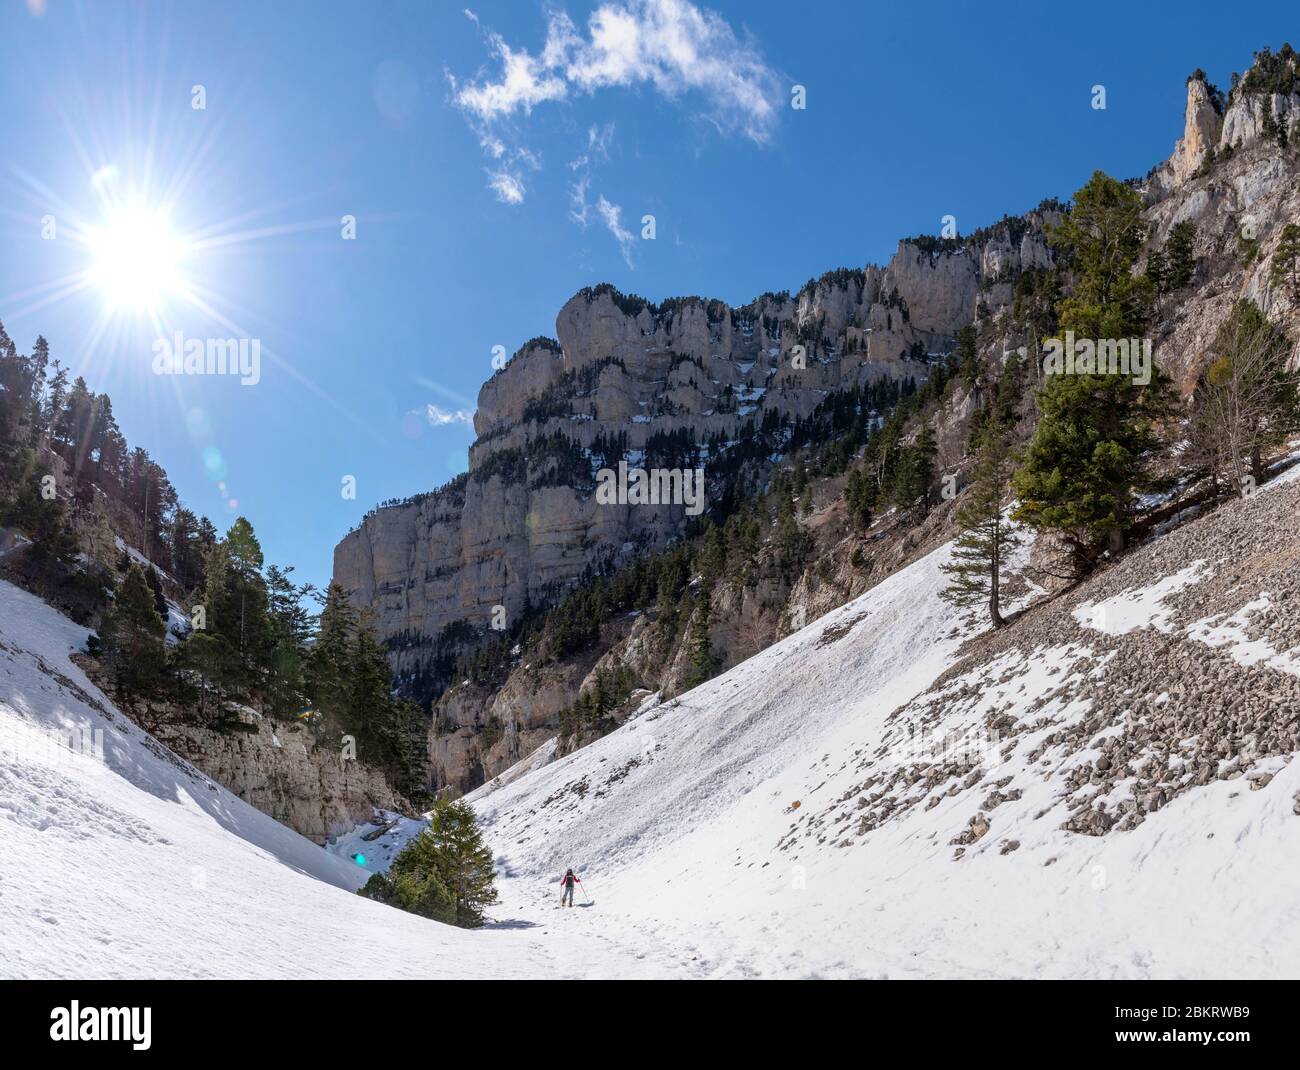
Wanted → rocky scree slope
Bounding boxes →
[468,467,1300,979]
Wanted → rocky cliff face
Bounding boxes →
[333,219,1055,709]
[77,667,408,844]
[336,49,1300,798]
[1169,75,1224,185]
[1146,61,1300,389]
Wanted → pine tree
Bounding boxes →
[264,564,312,720]
[199,519,270,688]
[97,564,167,696]
[177,631,236,717]
[684,588,720,688]
[1271,223,1300,305]
[1017,170,1170,579]
[1164,221,1197,291]
[892,426,936,512]
[940,428,1020,627]
[145,565,168,620]
[1050,171,1154,338]
[1,467,80,598]
[955,324,981,383]
[1013,373,1165,578]
[697,522,727,582]
[1145,247,1168,297]
[361,799,498,927]
[774,486,811,572]
[347,615,395,757]
[844,467,874,530]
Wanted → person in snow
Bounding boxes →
[559,868,582,907]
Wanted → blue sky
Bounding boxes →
[1,0,1295,592]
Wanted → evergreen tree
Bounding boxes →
[145,565,168,620]
[264,564,312,720]
[176,631,236,717]
[1164,221,1198,291]
[697,522,727,582]
[844,467,874,530]
[199,518,270,687]
[1271,222,1300,305]
[1013,373,1165,578]
[891,426,936,512]
[96,565,167,696]
[360,799,498,927]
[1050,171,1154,338]
[940,428,1020,628]
[1,465,80,598]
[169,507,210,595]
[347,615,396,756]
[1145,247,1168,297]
[955,323,982,384]
[773,484,811,572]
[1017,170,1170,579]
[685,589,720,688]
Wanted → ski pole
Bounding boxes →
[580,880,591,903]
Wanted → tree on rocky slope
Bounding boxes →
[94,564,167,696]
[940,427,1020,628]
[844,466,874,530]
[1271,223,1300,305]
[1013,370,1166,579]
[1015,171,1170,578]
[891,426,936,513]
[685,588,721,688]
[1163,221,1198,292]
[1188,299,1297,494]
[1050,171,1154,339]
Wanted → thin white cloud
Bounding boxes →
[597,195,636,268]
[487,169,526,205]
[453,0,781,203]
[426,404,475,426]
[568,122,616,226]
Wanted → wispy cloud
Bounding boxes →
[487,169,526,205]
[569,122,616,227]
[425,404,475,426]
[453,0,781,203]
[597,195,636,267]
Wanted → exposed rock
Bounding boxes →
[336,221,1050,792]
[1170,76,1223,185]
[74,658,407,844]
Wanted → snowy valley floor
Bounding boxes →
[5,471,1300,977]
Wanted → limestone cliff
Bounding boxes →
[74,660,408,844]
[333,215,1056,716]
[336,47,1300,797]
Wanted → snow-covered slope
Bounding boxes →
[8,469,1300,978]
[474,479,1300,978]
[0,581,667,978]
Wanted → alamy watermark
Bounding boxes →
[50,1001,151,1050]
[152,331,261,386]
[1042,331,1152,386]
[595,461,705,516]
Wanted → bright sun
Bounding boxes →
[85,207,189,312]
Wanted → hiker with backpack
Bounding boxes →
[559,868,582,907]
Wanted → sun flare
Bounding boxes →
[84,207,189,313]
